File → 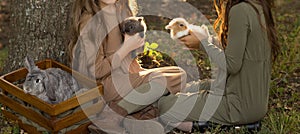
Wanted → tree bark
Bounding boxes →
[3,0,73,74]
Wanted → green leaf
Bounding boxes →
[144,42,150,53]
[148,50,153,57]
[149,43,159,49]
[145,42,150,47]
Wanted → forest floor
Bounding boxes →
[0,0,299,134]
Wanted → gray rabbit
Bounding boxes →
[23,56,80,104]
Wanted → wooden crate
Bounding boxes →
[0,59,104,134]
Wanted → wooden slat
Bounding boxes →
[0,94,53,130]
[53,86,103,115]
[0,78,55,115]
[65,122,91,134]
[35,59,49,70]
[45,59,52,69]
[1,68,28,83]
[3,110,91,134]
[2,110,42,134]
[54,101,105,131]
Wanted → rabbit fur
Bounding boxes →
[120,16,147,38]
[23,56,80,104]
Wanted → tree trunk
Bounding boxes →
[3,0,73,74]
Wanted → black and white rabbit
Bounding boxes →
[23,56,80,104]
[120,16,147,58]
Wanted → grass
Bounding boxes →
[264,110,300,133]
[263,1,300,133]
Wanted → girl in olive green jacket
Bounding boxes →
[158,0,280,133]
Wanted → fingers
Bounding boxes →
[134,34,145,46]
[134,33,145,39]
[128,33,145,48]
[200,24,208,29]
[178,33,201,50]
[179,36,191,48]
[184,42,192,48]
[125,33,144,40]
[178,36,188,48]
[134,33,145,47]
[180,34,196,43]
[179,35,192,42]
[138,39,145,47]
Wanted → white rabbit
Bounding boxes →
[23,56,80,104]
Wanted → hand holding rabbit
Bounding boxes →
[179,25,210,50]
[117,33,145,59]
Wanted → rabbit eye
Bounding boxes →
[179,24,185,27]
[35,79,41,83]
[129,25,134,30]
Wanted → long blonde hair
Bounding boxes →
[213,0,280,62]
[67,0,138,62]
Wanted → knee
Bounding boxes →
[158,96,172,116]
[158,97,180,126]
[158,96,166,114]
[158,95,177,115]
[158,97,172,122]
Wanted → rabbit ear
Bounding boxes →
[165,24,172,30]
[137,17,144,22]
[24,56,37,72]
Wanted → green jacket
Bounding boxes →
[211,1,271,124]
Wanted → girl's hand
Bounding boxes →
[117,33,145,58]
[179,32,201,50]
[179,25,210,50]
[123,33,145,51]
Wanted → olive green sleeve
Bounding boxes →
[225,4,250,74]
